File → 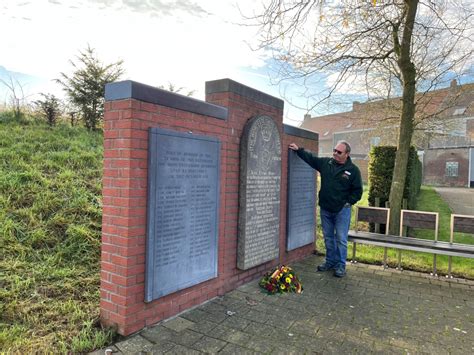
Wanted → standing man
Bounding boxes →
[289,141,363,277]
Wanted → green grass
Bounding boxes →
[0,116,116,353]
[316,185,474,278]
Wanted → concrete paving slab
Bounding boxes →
[93,255,474,354]
[434,187,474,215]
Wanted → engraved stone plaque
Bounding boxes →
[145,128,220,302]
[238,115,281,270]
[287,150,316,250]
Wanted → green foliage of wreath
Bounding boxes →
[259,265,303,295]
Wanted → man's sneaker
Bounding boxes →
[334,267,346,278]
[317,262,335,272]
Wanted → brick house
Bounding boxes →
[300,80,474,187]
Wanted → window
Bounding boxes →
[370,136,381,146]
[445,162,459,177]
[453,107,466,116]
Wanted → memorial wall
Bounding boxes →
[101,79,319,335]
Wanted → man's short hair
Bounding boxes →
[336,140,351,154]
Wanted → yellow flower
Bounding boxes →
[280,284,285,290]
[285,277,291,283]
[289,274,293,279]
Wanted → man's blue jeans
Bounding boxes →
[320,206,352,270]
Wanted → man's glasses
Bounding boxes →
[333,149,345,155]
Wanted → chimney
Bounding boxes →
[352,101,361,111]
[303,113,311,121]
[450,79,457,88]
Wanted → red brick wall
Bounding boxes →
[101,80,318,335]
[423,148,470,187]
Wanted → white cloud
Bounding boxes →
[0,0,313,122]
[90,0,211,17]
[0,0,265,94]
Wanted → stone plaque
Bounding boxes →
[238,115,281,270]
[145,128,220,302]
[287,150,316,250]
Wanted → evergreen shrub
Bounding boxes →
[368,145,422,210]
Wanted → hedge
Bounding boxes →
[368,146,422,210]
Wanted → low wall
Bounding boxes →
[100,78,318,335]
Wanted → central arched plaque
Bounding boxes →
[238,115,281,270]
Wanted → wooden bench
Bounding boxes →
[348,207,474,276]
[350,206,391,268]
[400,210,439,275]
[448,214,474,277]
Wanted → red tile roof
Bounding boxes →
[300,81,474,136]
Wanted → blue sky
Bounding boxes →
[0,0,318,125]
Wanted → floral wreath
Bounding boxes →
[259,265,303,295]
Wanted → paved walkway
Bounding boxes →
[434,187,474,215]
[95,255,474,354]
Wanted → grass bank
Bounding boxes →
[0,115,115,353]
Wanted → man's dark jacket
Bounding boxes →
[296,148,363,213]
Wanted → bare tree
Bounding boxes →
[249,0,474,233]
[0,75,30,119]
